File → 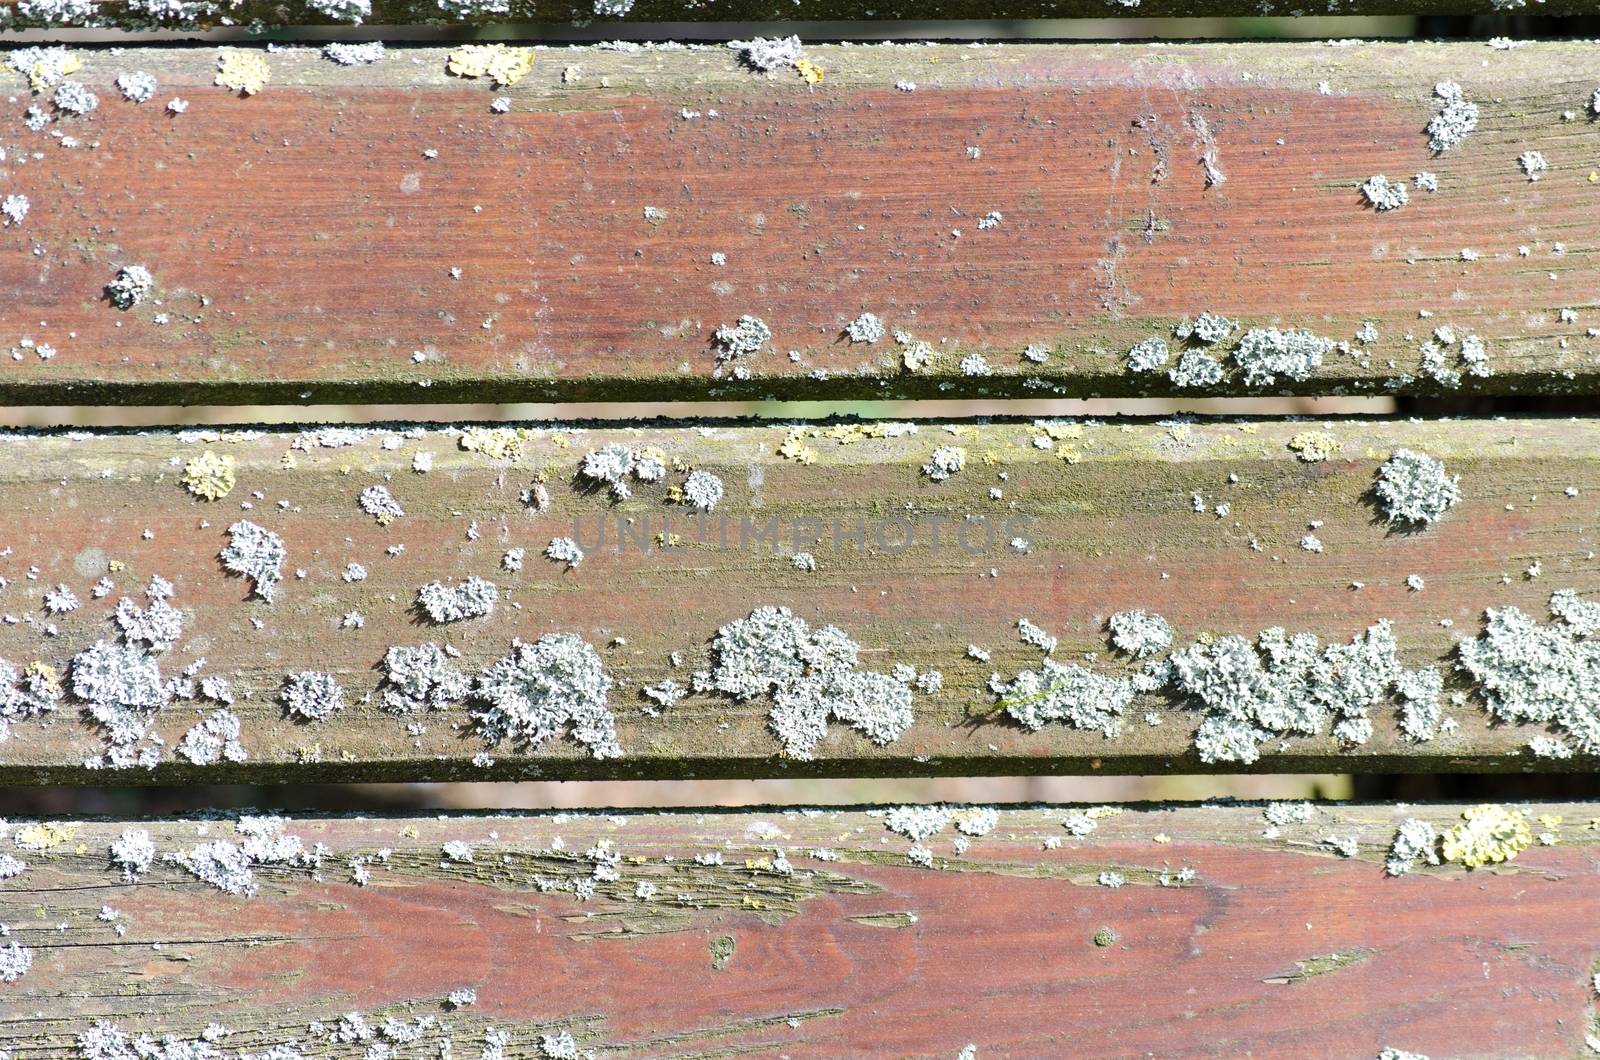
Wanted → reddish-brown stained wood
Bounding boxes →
[5,0,1596,30]
[0,416,1596,783]
[1,43,1597,403]
[2,803,1598,1056]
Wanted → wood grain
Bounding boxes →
[2,43,1599,403]
[2,802,1598,1057]
[3,0,1594,29]
[0,416,1596,783]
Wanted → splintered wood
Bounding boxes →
[1,804,1597,1057]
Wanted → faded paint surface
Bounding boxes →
[2,804,1598,1056]
[0,417,1591,781]
[0,44,1594,402]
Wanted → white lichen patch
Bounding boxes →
[471,634,620,759]
[1,195,28,227]
[729,35,802,72]
[1550,589,1600,636]
[1109,610,1173,658]
[712,314,770,363]
[105,265,153,310]
[1017,617,1058,654]
[1518,150,1549,181]
[1174,312,1236,344]
[682,469,724,512]
[1457,597,1600,753]
[922,445,966,481]
[1126,337,1171,374]
[1360,175,1408,212]
[0,941,31,983]
[845,312,886,344]
[578,442,666,500]
[164,815,316,896]
[699,606,915,760]
[1374,449,1461,527]
[115,70,156,103]
[109,827,156,880]
[281,671,346,721]
[1426,81,1478,153]
[1263,801,1314,829]
[1168,349,1223,388]
[1168,621,1403,764]
[324,41,386,66]
[358,484,404,524]
[176,709,247,764]
[1396,667,1444,742]
[0,659,61,744]
[53,79,97,114]
[1384,818,1439,875]
[73,639,169,770]
[8,45,80,92]
[545,536,584,569]
[220,520,285,602]
[992,659,1133,739]
[381,643,468,715]
[416,577,498,623]
[1232,327,1332,387]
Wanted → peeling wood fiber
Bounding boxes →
[3,803,1600,1058]
[1,43,1598,403]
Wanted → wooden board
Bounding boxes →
[1,42,1599,404]
[2,802,1598,1057]
[0,416,1596,783]
[1,0,1592,29]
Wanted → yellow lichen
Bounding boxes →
[794,58,824,85]
[1035,422,1084,441]
[215,50,270,95]
[446,44,536,88]
[182,450,236,501]
[24,662,60,699]
[15,821,77,850]
[778,429,818,465]
[1440,804,1532,868]
[1085,805,1122,820]
[459,426,529,461]
[20,51,80,92]
[1288,430,1339,463]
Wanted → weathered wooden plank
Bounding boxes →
[0,416,1596,782]
[0,802,1595,1057]
[1,42,1598,403]
[0,0,1590,29]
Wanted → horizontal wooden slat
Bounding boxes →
[0,416,1595,783]
[1,801,1597,1056]
[1,42,1598,403]
[2,0,1595,28]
